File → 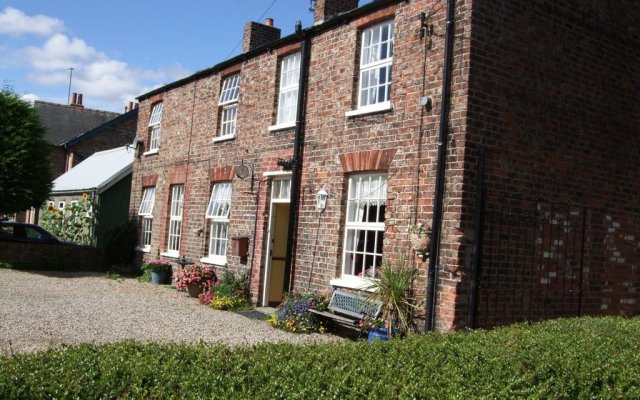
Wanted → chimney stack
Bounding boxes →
[70,92,84,108]
[313,0,358,24]
[242,18,281,52]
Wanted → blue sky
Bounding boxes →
[0,1,328,112]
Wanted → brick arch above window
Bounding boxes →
[209,166,236,182]
[142,174,159,187]
[167,165,187,184]
[339,149,397,173]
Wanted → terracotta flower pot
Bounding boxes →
[187,283,202,298]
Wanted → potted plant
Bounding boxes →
[406,222,432,256]
[175,264,217,297]
[359,314,389,342]
[366,255,419,338]
[143,258,172,285]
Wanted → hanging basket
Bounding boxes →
[410,233,431,255]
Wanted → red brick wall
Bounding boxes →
[68,113,137,166]
[125,0,629,332]
[0,241,108,271]
[130,0,474,331]
[460,0,640,327]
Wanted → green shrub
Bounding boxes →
[137,269,151,283]
[0,317,639,399]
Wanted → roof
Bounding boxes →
[34,101,120,146]
[137,0,401,101]
[61,107,138,148]
[51,146,134,195]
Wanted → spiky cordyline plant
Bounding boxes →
[366,255,419,337]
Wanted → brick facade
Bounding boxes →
[129,0,639,331]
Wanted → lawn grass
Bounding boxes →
[1,316,638,399]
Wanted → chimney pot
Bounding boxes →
[128,101,133,112]
[265,18,274,27]
[71,93,77,105]
[77,93,83,105]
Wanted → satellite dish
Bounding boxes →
[236,164,250,179]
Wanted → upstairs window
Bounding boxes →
[148,102,163,151]
[205,182,232,264]
[358,21,394,109]
[218,75,240,139]
[342,173,387,278]
[276,52,301,126]
[137,187,156,250]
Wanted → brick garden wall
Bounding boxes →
[0,242,108,271]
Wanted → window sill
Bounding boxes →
[200,256,226,266]
[160,251,180,259]
[213,135,235,143]
[135,245,150,253]
[143,149,159,156]
[330,276,376,292]
[345,101,392,118]
[267,122,296,132]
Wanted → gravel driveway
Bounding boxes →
[0,269,340,355]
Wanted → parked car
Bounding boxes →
[0,222,64,244]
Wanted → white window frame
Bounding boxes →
[202,182,232,265]
[217,75,240,140]
[58,201,65,211]
[340,173,387,283]
[276,52,301,126]
[356,20,394,112]
[148,102,163,151]
[165,185,184,257]
[137,187,156,251]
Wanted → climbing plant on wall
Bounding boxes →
[40,194,95,246]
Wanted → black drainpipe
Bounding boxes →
[283,22,310,292]
[425,0,456,332]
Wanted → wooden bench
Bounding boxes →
[309,290,383,328]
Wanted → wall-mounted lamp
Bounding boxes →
[316,189,328,212]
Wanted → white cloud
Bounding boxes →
[20,93,39,104]
[23,32,191,111]
[0,7,64,37]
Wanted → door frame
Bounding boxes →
[261,172,292,307]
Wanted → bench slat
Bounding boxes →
[309,309,359,326]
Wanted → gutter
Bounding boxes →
[425,0,456,332]
[282,22,310,292]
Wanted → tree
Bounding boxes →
[0,90,52,214]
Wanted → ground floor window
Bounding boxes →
[205,182,232,264]
[342,173,387,278]
[138,187,156,251]
[167,185,184,255]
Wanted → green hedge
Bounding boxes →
[1,317,639,399]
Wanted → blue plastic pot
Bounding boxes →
[367,327,389,343]
[151,270,169,285]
